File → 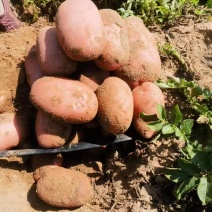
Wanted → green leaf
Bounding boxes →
[197,176,212,205]
[177,158,201,175]
[192,102,208,114]
[146,120,164,131]
[171,105,182,125]
[162,124,175,134]
[140,112,159,122]
[175,127,185,140]
[173,176,198,200]
[157,104,166,120]
[180,119,194,135]
[164,168,189,183]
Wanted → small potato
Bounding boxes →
[35,110,72,148]
[95,9,129,71]
[36,167,93,208]
[132,82,165,139]
[25,45,45,87]
[114,16,161,89]
[36,26,77,76]
[0,113,30,150]
[96,77,133,135]
[30,77,98,124]
[0,89,12,113]
[55,0,105,61]
[72,61,110,91]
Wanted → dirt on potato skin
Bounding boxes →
[0,13,212,212]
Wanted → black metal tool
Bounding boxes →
[0,134,134,157]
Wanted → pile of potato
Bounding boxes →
[0,0,166,208]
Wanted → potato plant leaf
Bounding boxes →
[157,104,166,120]
[140,112,159,122]
[164,168,189,183]
[146,120,164,131]
[180,119,194,135]
[162,124,175,134]
[170,104,182,125]
[175,127,185,140]
[177,158,201,175]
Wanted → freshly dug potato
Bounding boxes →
[30,77,98,124]
[95,9,129,71]
[35,110,72,148]
[0,113,30,150]
[25,45,45,87]
[72,61,110,91]
[67,125,84,144]
[96,77,133,135]
[33,165,57,182]
[0,89,12,113]
[36,26,77,76]
[36,167,93,208]
[55,0,105,61]
[114,16,161,89]
[132,82,165,139]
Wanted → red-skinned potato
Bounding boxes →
[55,0,105,61]
[30,77,98,124]
[35,110,72,148]
[96,77,133,135]
[36,26,77,76]
[0,113,30,150]
[72,61,110,91]
[114,16,161,89]
[95,9,129,71]
[67,125,84,144]
[36,167,93,208]
[132,82,165,139]
[25,45,45,87]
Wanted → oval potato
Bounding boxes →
[132,82,165,139]
[96,77,133,135]
[36,26,77,76]
[55,0,105,61]
[36,167,93,208]
[30,77,98,124]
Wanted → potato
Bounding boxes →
[35,110,72,148]
[95,9,129,71]
[132,82,165,139]
[36,167,93,208]
[33,165,57,182]
[36,26,77,76]
[55,0,105,61]
[0,113,30,150]
[0,89,12,113]
[96,77,133,135]
[114,16,161,89]
[30,77,98,124]
[25,45,45,87]
[72,61,110,91]
[67,125,84,144]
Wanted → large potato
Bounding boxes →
[95,9,129,71]
[96,77,133,135]
[114,16,161,89]
[25,45,45,87]
[35,110,72,148]
[0,113,30,150]
[132,82,165,139]
[55,0,105,61]
[30,77,98,124]
[36,167,93,208]
[36,26,77,76]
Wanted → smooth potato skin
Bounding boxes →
[114,16,161,89]
[132,82,165,139]
[95,9,129,71]
[55,0,105,61]
[36,167,93,208]
[35,111,72,148]
[25,45,45,87]
[0,113,30,150]
[30,77,98,124]
[36,26,77,76]
[96,77,133,135]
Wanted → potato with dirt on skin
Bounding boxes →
[67,125,84,144]
[25,45,45,87]
[36,26,77,77]
[55,0,105,61]
[72,61,110,92]
[36,167,93,208]
[35,110,72,148]
[96,77,133,135]
[0,113,30,150]
[30,76,98,124]
[95,9,129,71]
[132,82,165,139]
[114,16,161,89]
[0,89,12,113]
